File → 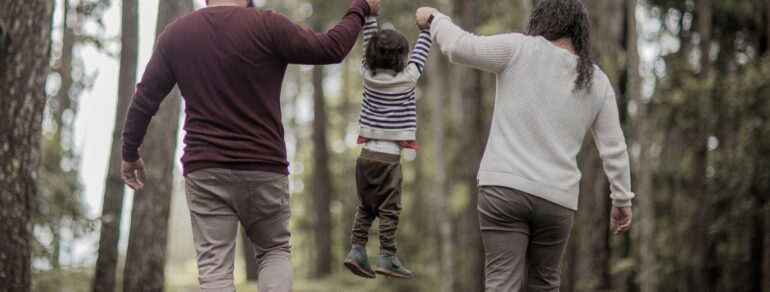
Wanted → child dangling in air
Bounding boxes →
[343,16,432,279]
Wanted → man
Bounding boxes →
[120,0,381,291]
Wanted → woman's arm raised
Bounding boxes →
[416,7,524,74]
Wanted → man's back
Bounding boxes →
[122,1,371,175]
[165,7,292,175]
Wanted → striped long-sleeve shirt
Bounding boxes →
[358,17,432,141]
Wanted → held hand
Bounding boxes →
[609,206,632,235]
[121,158,147,191]
[415,7,438,29]
[366,0,381,16]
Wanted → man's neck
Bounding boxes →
[207,0,243,7]
[550,37,577,55]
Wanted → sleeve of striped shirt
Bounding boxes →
[362,17,378,58]
[408,30,432,75]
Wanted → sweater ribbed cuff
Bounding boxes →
[612,199,632,207]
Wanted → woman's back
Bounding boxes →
[430,12,633,210]
[479,33,616,210]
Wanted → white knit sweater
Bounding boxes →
[430,13,635,210]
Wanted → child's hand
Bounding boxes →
[415,7,437,30]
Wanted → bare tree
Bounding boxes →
[572,1,625,291]
[309,0,334,278]
[312,63,333,278]
[0,1,54,291]
[517,0,533,29]
[92,0,138,290]
[122,1,192,291]
[428,54,455,292]
[626,1,656,292]
[457,0,485,290]
[765,6,770,289]
[691,0,714,291]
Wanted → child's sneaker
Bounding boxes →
[374,250,413,279]
[343,244,376,278]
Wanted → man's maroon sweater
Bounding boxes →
[122,1,371,175]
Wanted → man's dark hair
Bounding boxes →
[364,29,410,73]
[527,0,595,92]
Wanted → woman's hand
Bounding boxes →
[610,206,632,235]
[366,0,381,16]
[415,7,438,29]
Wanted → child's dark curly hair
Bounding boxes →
[364,29,410,73]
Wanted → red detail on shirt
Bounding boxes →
[357,136,420,150]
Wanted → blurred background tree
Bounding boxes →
[0,0,766,291]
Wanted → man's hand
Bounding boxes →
[415,7,438,30]
[610,206,632,235]
[121,158,147,191]
[366,0,381,16]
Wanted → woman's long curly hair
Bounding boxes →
[364,29,410,73]
[526,0,595,92]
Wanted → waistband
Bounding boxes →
[360,148,401,163]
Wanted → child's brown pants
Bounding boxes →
[350,149,403,252]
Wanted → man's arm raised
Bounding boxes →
[270,0,380,65]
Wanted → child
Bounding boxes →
[343,16,432,279]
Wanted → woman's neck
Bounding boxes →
[550,37,577,55]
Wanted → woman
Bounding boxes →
[415,1,634,291]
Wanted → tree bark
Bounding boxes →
[764,204,770,292]
[0,1,54,291]
[457,0,485,290]
[428,55,455,292]
[53,0,75,129]
[92,0,138,291]
[122,1,192,291]
[760,4,770,292]
[517,0,533,30]
[48,0,76,270]
[691,1,713,291]
[574,1,624,291]
[627,1,656,292]
[311,64,333,278]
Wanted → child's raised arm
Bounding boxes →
[408,30,432,75]
[362,16,378,56]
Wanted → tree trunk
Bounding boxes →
[764,204,770,292]
[573,144,611,292]
[311,64,333,278]
[764,6,770,291]
[428,55,455,292]
[574,1,624,291]
[0,1,54,291]
[692,0,713,291]
[49,0,76,271]
[53,0,75,129]
[92,0,138,290]
[122,1,192,291]
[517,0,533,30]
[457,0,485,290]
[627,1,656,292]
